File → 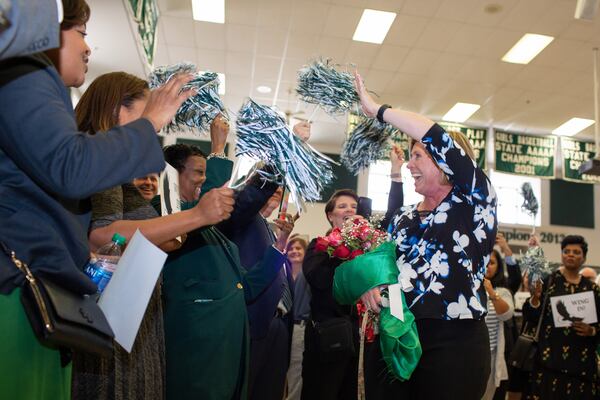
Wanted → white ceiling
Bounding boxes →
[85,0,600,148]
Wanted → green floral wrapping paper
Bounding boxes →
[333,241,422,380]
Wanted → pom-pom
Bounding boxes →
[520,245,551,285]
[148,62,227,134]
[296,58,359,116]
[520,182,539,217]
[235,99,335,212]
[341,114,400,174]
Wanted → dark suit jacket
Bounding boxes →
[0,54,164,294]
[224,213,294,339]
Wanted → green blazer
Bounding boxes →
[163,158,284,400]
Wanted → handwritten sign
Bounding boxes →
[550,291,597,328]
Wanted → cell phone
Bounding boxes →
[356,196,373,219]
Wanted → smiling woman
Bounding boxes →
[351,71,498,400]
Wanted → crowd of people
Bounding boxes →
[1,1,599,400]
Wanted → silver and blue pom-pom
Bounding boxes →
[340,114,400,175]
[520,245,551,285]
[235,98,335,212]
[148,62,228,134]
[296,59,359,116]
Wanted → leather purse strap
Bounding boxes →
[0,241,55,332]
[533,274,554,342]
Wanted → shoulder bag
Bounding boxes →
[1,242,114,358]
[508,275,553,372]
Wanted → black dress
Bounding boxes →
[523,270,600,400]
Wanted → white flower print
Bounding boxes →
[452,230,469,253]
[447,294,473,319]
[417,250,449,279]
[397,254,416,291]
[433,202,451,224]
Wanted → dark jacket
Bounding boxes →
[0,54,164,295]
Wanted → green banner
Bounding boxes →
[126,0,158,66]
[439,122,486,169]
[561,137,600,184]
[495,131,556,178]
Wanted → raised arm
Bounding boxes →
[89,185,235,251]
[354,71,434,141]
[0,56,194,198]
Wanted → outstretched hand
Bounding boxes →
[142,73,196,132]
[354,71,379,118]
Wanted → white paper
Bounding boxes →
[550,291,597,328]
[98,230,167,352]
[159,163,182,242]
[513,291,531,311]
[388,283,405,322]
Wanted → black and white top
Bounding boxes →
[390,124,498,320]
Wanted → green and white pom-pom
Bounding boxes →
[520,245,551,285]
[296,59,359,116]
[341,115,399,175]
[235,99,335,211]
[148,62,228,134]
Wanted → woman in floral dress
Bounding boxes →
[523,235,599,400]
[354,71,498,400]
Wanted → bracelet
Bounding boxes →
[377,104,391,124]
[591,327,597,336]
[390,173,401,179]
[491,292,500,301]
[207,151,227,160]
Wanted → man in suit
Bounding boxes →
[222,187,294,400]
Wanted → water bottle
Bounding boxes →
[84,233,127,294]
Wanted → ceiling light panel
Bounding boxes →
[192,0,225,24]
[353,9,396,44]
[442,103,481,123]
[501,33,554,64]
[552,118,594,136]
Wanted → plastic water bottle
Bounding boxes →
[84,233,127,294]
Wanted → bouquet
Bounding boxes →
[317,217,421,384]
[315,217,387,261]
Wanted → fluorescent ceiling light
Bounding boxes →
[442,102,480,123]
[352,9,396,44]
[501,33,554,64]
[552,118,594,136]
[256,85,272,94]
[200,71,226,95]
[192,0,225,23]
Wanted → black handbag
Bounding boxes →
[509,276,553,372]
[312,317,355,362]
[2,242,114,357]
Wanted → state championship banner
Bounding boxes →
[495,131,556,178]
[439,122,486,169]
[561,137,600,184]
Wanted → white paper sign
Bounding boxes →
[388,283,405,322]
[159,162,182,242]
[550,291,597,328]
[98,230,167,352]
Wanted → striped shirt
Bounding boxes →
[485,299,499,351]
